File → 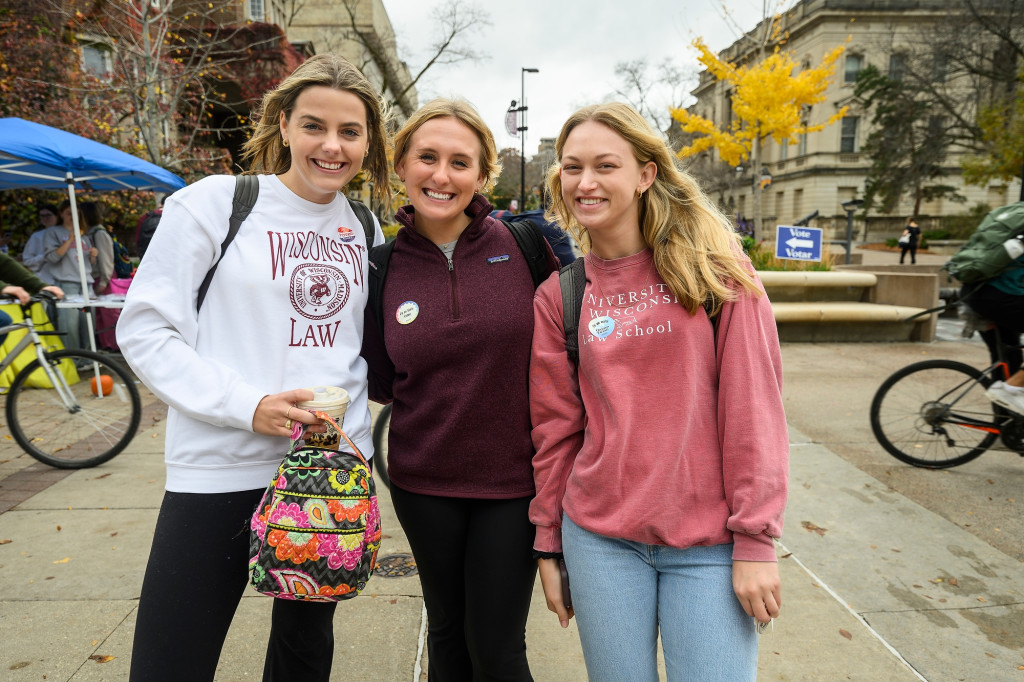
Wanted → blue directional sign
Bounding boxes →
[775,225,823,262]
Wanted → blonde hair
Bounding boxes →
[546,102,759,315]
[393,98,501,192]
[240,54,392,212]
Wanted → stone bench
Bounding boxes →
[757,270,937,342]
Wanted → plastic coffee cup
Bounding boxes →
[297,386,350,449]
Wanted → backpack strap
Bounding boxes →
[501,218,549,288]
[558,258,586,367]
[347,198,377,250]
[197,174,259,311]
[368,239,397,341]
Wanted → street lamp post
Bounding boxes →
[519,67,538,213]
[840,199,864,265]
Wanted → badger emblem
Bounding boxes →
[290,263,350,320]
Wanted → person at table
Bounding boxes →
[41,201,97,350]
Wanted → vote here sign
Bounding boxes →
[775,225,823,262]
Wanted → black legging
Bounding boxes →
[390,485,537,682]
[900,241,918,264]
[962,282,1024,376]
[130,489,338,682]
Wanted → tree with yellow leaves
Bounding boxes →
[673,37,847,238]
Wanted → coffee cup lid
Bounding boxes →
[297,385,350,410]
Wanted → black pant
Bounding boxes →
[963,282,1024,376]
[130,490,338,682]
[390,485,537,682]
[900,243,917,264]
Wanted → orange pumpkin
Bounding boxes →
[90,375,114,396]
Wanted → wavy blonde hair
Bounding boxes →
[240,54,392,212]
[392,98,502,193]
[546,102,759,315]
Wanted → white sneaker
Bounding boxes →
[985,381,1024,416]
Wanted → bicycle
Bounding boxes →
[371,402,391,488]
[870,326,1024,468]
[0,293,141,468]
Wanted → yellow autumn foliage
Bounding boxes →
[673,39,848,165]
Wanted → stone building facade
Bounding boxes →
[689,0,1021,241]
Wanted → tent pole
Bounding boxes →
[66,172,98,353]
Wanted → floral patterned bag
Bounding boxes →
[249,411,381,601]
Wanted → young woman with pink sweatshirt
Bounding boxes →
[529,102,788,681]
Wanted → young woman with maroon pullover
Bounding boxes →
[361,98,558,680]
[529,102,788,681]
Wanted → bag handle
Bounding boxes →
[290,409,368,467]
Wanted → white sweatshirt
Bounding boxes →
[117,174,383,493]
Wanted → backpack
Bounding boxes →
[89,225,134,279]
[197,175,377,311]
[367,218,550,339]
[249,411,381,601]
[943,202,1024,284]
[111,234,134,278]
[136,209,162,259]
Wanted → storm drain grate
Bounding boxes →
[374,553,418,577]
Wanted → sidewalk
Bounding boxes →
[2,271,1022,679]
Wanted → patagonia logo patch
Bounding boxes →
[487,255,510,264]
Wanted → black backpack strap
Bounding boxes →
[558,258,586,367]
[368,239,397,341]
[197,174,259,311]
[501,218,549,289]
[347,198,377,249]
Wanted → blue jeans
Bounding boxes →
[562,515,757,682]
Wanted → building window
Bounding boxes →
[248,0,264,20]
[931,51,947,82]
[81,43,113,79]
[840,116,859,153]
[844,54,863,84]
[780,139,788,161]
[798,133,808,157]
[793,189,803,218]
[889,53,908,81]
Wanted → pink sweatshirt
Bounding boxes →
[529,249,788,562]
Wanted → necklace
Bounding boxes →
[590,257,657,309]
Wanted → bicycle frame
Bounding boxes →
[932,361,1010,436]
[1,301,95,409]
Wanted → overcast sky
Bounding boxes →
[380,0,766,155]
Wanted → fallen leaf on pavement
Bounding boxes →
[94,473,110,479]
[801,521,827,536]
[88,655,114,663]
[53,557,70,564]
[839,629,852,640]
[949,578,959,587]
[978,597,987,602]
[0,539,11,545]
[56,526,61,531]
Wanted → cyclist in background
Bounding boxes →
[0,252,64,346]
[968,248,1024,415]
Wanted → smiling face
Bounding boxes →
[395,116,485,237]
[278,85,369,204]
[559,120,656,255]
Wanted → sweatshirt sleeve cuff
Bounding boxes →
[732,532,778,562]
[533,525,563,554]
[223,383,267,432]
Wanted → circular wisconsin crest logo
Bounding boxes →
[290,263,350,320]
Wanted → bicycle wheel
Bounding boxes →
[371,403,392,489]
[5,349,142,469]
[870,359,1000,469]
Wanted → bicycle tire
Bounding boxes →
[870,359,1000,469]
[5,349,142,469]
[371,403,392,489]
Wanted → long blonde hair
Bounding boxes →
[392,98,502,193]
[546,102,759,315]
[240,54,392,212]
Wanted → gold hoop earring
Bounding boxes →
[282,138,289,147]
[636,187,643,197]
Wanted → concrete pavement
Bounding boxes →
[1,247,1022,680]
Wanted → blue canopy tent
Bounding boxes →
[0,117,185,351]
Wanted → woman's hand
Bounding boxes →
[733,560,781,624]
[538,557,574,628]
[41,285,65,299]
[252,388,323,437]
